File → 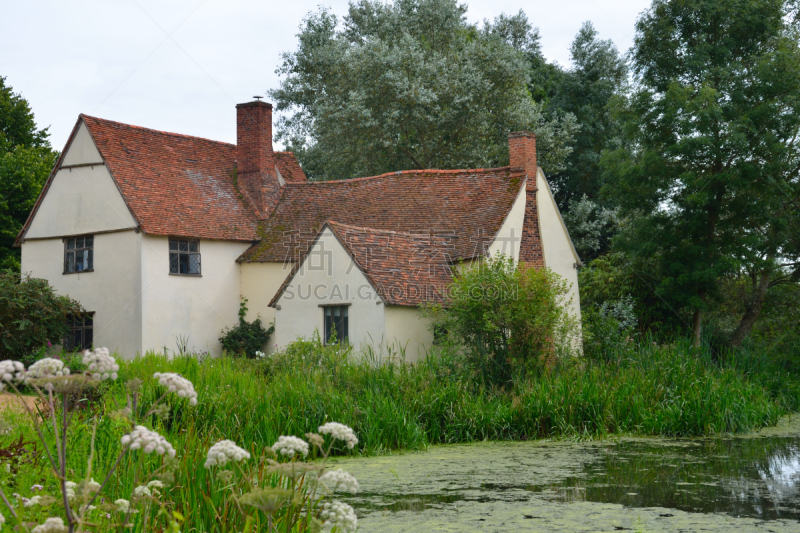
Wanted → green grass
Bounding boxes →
[3,336,798,531]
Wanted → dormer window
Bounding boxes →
[169,239,201,275]
[64,236,93,273]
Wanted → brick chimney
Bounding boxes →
[236,100,283,219]
[509,131,545,269]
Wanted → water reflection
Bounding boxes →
[539,436,800,520]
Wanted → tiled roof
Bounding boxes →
[270,221,455,307]
[80,115,306,242]
[240,167,524,263]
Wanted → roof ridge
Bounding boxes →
[288,165,514,186]
[80,114,292,155]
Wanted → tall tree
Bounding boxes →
[0,76,57,272]
[270,0,576,180]
[547,22,627,211]
[603,0,800,345]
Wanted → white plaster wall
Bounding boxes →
[240,262,290,353]
[537,169,582,322]
[274,227,385,352]
[25,125,135,239]
[487,183,525,261]
[140,235,249,357]
[20,231,143,357]
[384,305,434,362]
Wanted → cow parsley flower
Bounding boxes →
[24,358,70,387]
[31,517,68,533]
[255,350,267,359]
[121,426,176,457]
[24,495,42,507]
[132,485,151,498]
[319,500,357,533]
[115,499,133,513]
[318,422,359,450]
[147,480,164,489]
[82,348,119,381]
[319,469,360,495]
[153,372,198,405]
[271,435,309,457]
[205,439,251,468]
[0,360,24,389]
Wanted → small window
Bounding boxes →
[64,236,93,273]
[169,239,201,275]
[324,305,349,345]
[64,313,94,351]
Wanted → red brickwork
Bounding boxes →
[236,101,284,219]
[510,132,545,269]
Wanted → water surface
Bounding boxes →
[329,416,800,532]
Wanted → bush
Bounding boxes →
[432,255,577,386]
[0,271,84,359]
[218,299,274,358]
[582,295,638,362]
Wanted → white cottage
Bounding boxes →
[16,101,581,359]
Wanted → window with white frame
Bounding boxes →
[64,236,93,273]
[169,239,201,275]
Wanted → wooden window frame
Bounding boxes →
[169,238,201,276]
[322,304,350,345]
[64,312,94,351]
[63,235,94,274]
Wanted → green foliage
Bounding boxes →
[0,271,83,359]
[432,255,577,385]
[545,21,628,212]
[582,295,638,363]
[602,0,800,343]
[218,299,274,358]
[270,0,577,180]
[561,195,618,262]
[0,77,58,271]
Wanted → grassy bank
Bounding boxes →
[4,337,799,530]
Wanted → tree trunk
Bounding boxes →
[692,308,703,347]
[730,268,771,347]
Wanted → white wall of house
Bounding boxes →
[273,227,385,352]
[487,183,525,261]
[140,235,249,357]
[537,169,582,322]
[240,262,290,353]
[20,231,144,357]
[383,305,433,362]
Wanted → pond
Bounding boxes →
[328,416,800,532]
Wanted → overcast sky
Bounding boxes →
[1,0,650,151]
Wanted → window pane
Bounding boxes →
[84,328,93,350]
[342,314,349,341]
[189,254,201,274]
[179,253,189,274]
[66,252,75,273]
[169,240,178,251]
[73,329,82,351]
[85,236,93,247]
[76,250,85,271]
[87,249,93,270]
[169,252,179,274]
[179,240,189,252]
[188,241,198,252]
[66,239,75,250]
[76,237,84,248]
[85,315,93,326]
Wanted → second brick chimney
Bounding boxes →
[236,100,283,219]
[509,131,545,269]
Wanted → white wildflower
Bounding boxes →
[255,350,267,359]
[24,358,70,388]
[319,500,358,533]
[132,485,151,498]
[319,469,360,495]
[318,422,359,450]
[79,504,96,514]
[31,517,68,533]
[153,372,198,406]
[114,499,138,513]
[146,480,165,489]
[82,348,119,381]
[271,435,309,457]
[0,360,24,388]
[65,481,76,501]
[86,478,101,492]
[121,426,176,457]
[0,510,4,524]
[4,462,10,473]
[205,439,251,468]
[24,495,42,507]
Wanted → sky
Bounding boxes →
[1,0,651,151]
